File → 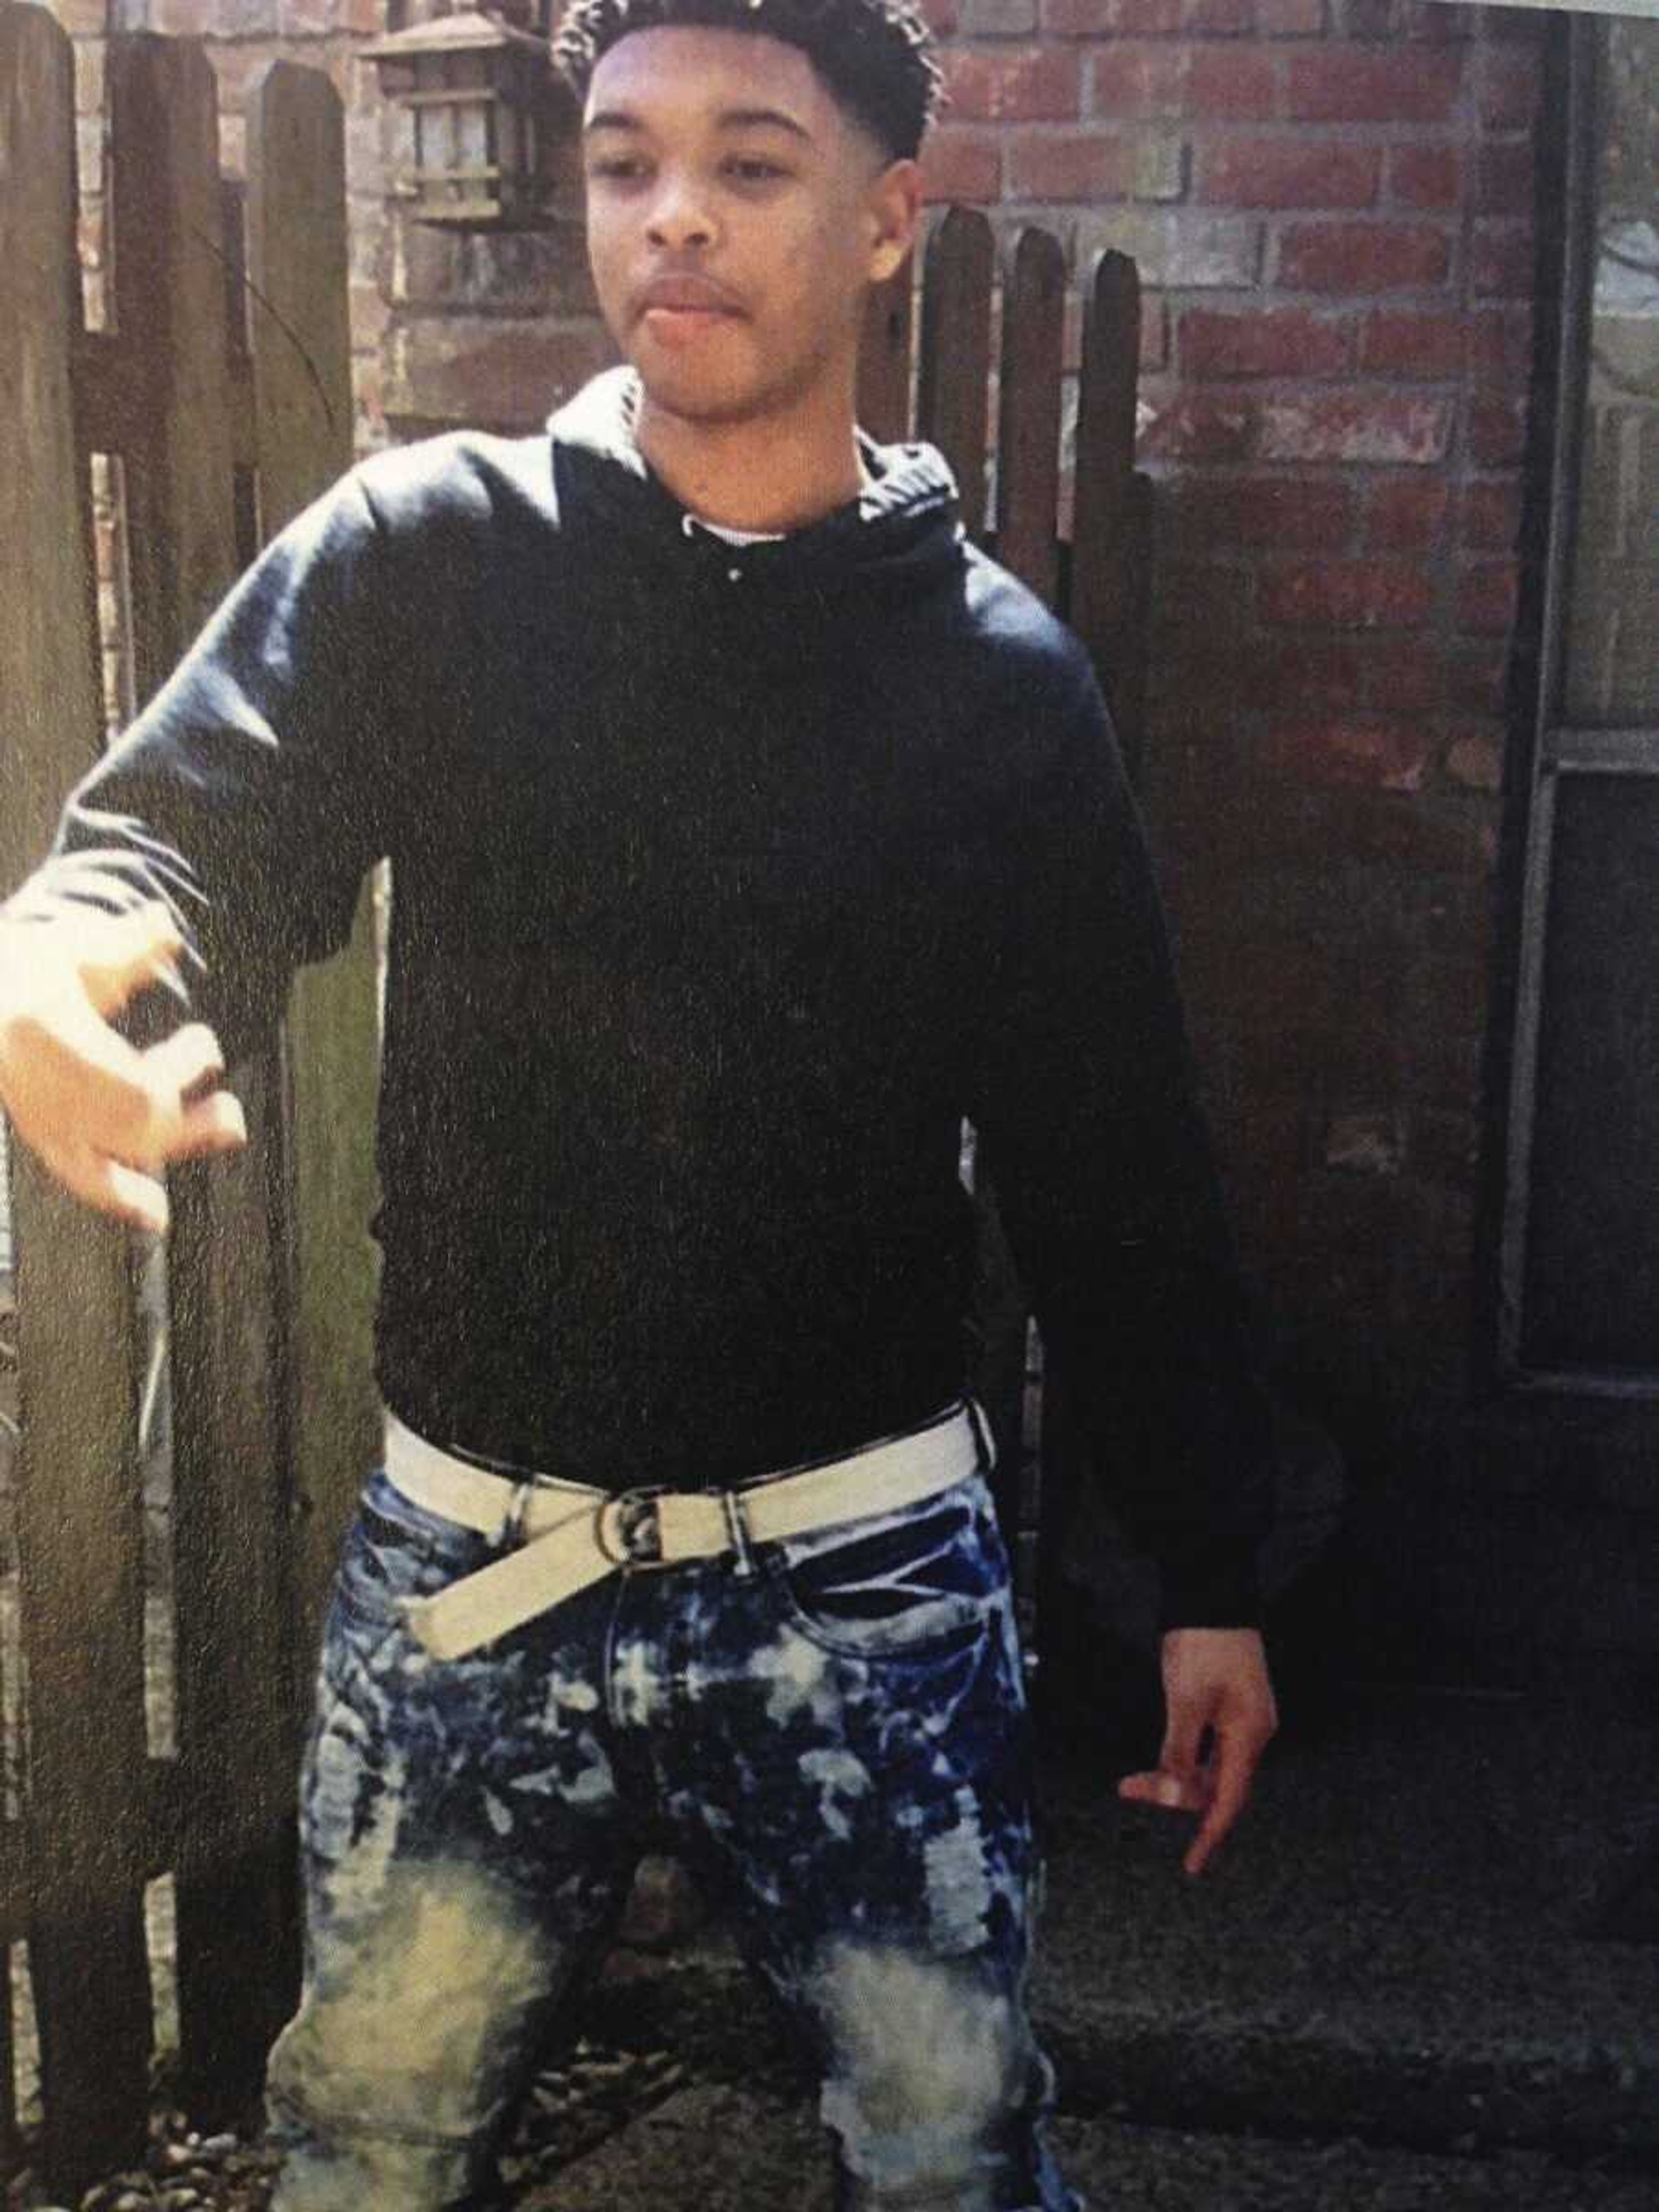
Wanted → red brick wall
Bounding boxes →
[918,0,1550,1421]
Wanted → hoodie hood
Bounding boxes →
[547,367,966,601]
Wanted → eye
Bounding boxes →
[723,155,789,186]
[586,153,650,185]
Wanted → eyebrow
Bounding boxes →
[584,105,815,142]
[718,106,814,140]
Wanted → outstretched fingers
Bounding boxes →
[2,961,245,1233]
[19,1038,245,1233]
[76,901,188,1020]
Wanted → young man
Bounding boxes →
[0,3,1278,2205]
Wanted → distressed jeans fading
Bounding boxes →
[265,1425,1081,2212]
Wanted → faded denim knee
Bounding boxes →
[815,1945,1078,2212]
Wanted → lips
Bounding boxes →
[635,273,745,322]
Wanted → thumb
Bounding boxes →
[1115,1680,1213,1813]
[76,904,186,1020]
[1118,1769,1198,1810]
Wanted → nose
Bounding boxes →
[645,170,716,253]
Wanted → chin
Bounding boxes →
[630,361,778,428]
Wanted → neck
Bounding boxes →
[634,385,866,535]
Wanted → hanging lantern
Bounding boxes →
[365,6,557,230]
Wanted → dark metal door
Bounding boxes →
[1500,15,1659,1393]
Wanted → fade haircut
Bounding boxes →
[552,0,944,164]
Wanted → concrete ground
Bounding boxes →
[523,2088,1657,2211]
[1033,1685,1659,2162]
[509,1683,1659,2209]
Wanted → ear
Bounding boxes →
[864,158,924,286]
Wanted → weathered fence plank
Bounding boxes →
[1121,470,1155,793]
[0,6,155,2190]
[73,327,144,460]
[857,252,914,448]
[221,177,262,568]
[917,207,995,541]
[996,227,1066,610]
[167,1092,299,2122]
[247,61,381,1723]
[1070,249,1144,783]
[111,41,242,702]
[925,219,1054,1557]
[1035,248,1148,1691]
[107,32,301,2125]
[0,1958,15,2177]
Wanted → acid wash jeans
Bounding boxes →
[264,1407,1081,2212]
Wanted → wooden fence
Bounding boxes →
[861,207,1151,778]
[0,21,1149,2190]
[861,207,1154,1638]
[0,8,379,2192]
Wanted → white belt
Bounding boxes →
[385,1405,984,1662]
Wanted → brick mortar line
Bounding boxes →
[970,118,1522,135]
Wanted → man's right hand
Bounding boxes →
[0,901,246,1236]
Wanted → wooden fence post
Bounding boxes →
[965,224,1070,1552]
[917,207,995,541]
[1041,247,1153,1711]
[1071,248,1147,785]
[106,31,302,2126]
[0,6,156,2190]
[996,227,1066,611]
[246,61,382,1742]
[857,253,915,448]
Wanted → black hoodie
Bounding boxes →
[9,368,1272,1628]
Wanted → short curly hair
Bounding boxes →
[552,0,944,163]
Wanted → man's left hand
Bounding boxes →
[1117,1627,1278,1878]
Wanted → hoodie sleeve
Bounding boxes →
[2,467,397,1064]
[967,645,1274,1631]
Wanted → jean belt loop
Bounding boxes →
[721,1485,758,1580]
[966,1395,997,1474]
[500,1479,536,1548]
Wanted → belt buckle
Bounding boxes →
[596,1488,670,1570]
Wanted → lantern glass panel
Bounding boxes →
[444,95,461,191]
[463,95,489,187]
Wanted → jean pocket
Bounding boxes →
[769,1477,1007,1666]
[330,1465,494,1633]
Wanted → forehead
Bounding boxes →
[584,25,843,136]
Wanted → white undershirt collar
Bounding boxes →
[682,512,788,548]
